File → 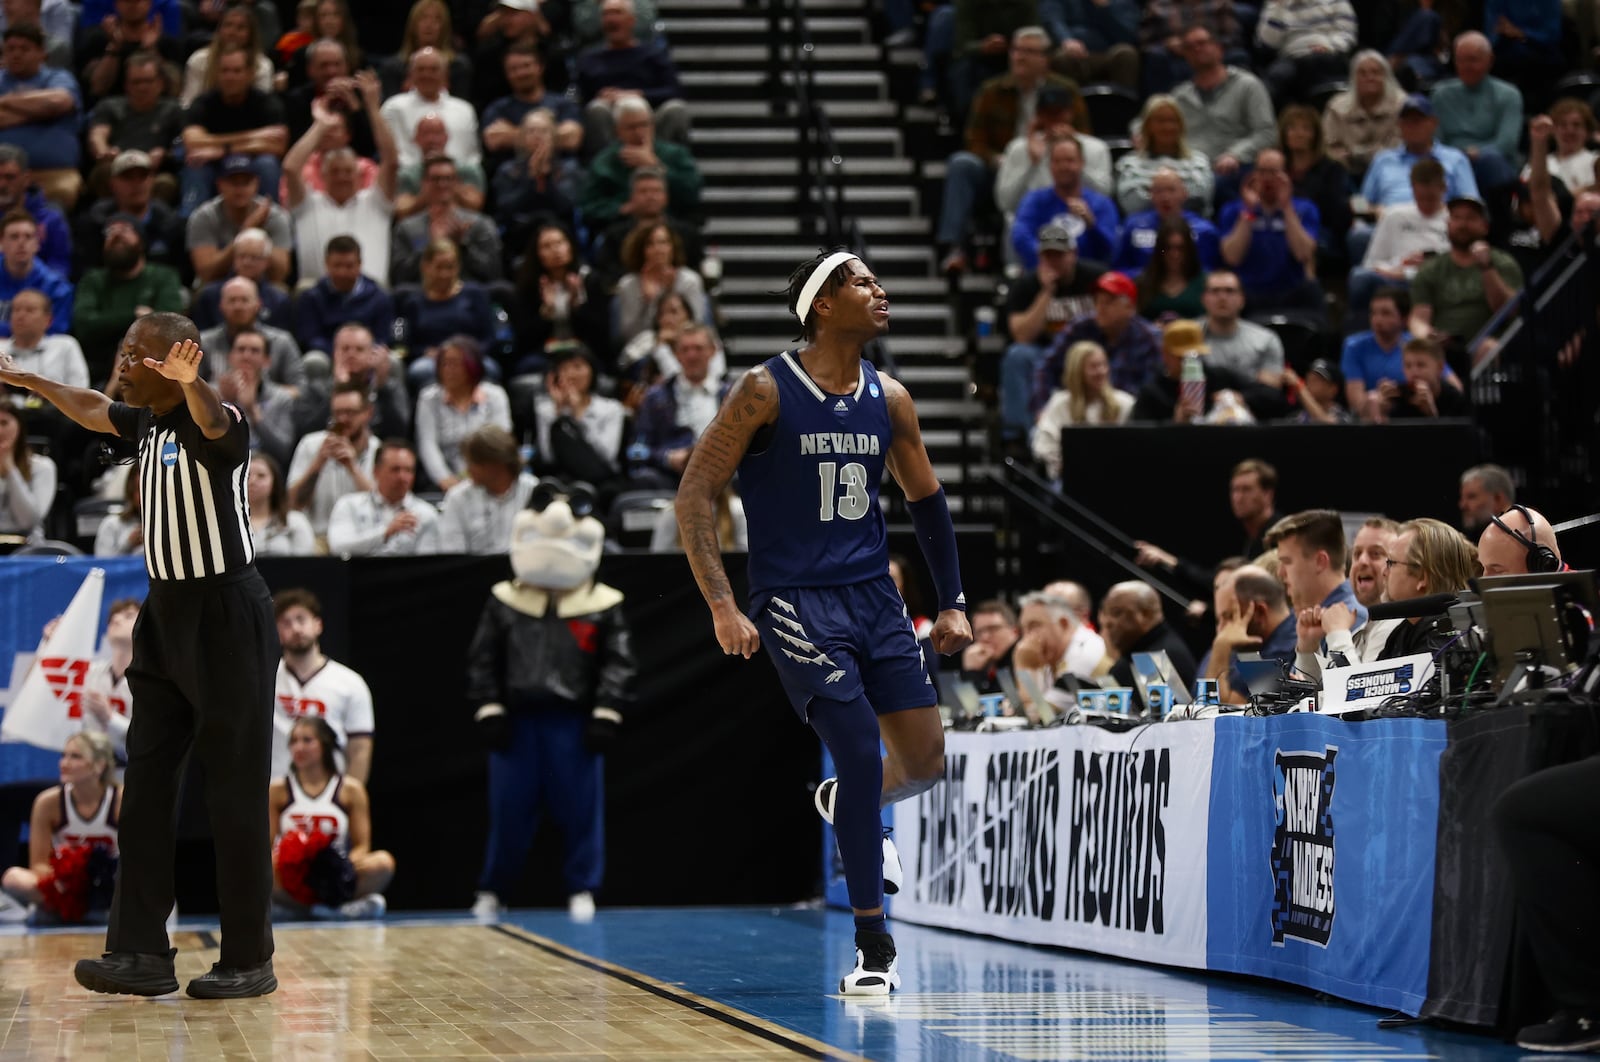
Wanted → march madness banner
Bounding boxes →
[0,557,148,782]
[889,723,1214,968]
[1205,714,1447,1015]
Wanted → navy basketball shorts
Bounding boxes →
[749,574,935,722]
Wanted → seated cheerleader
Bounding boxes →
[269,717,396,919]
[0,731,120,924]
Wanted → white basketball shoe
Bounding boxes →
[840,930,900,996]
[814,777,902,895]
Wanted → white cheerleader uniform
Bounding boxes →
[280,772,351,856]
[53,783,119,856]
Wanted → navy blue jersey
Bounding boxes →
[741,351,892,595]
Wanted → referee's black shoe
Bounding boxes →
[74,949,179,996]
[187,959,278,998]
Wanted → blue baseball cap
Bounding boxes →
[219,154,255,178]
[1400,94,1434,118]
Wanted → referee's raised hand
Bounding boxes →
[145,339,205,384]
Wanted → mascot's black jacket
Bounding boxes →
[466,581,636,715]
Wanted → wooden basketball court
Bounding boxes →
[0,921,856,1060]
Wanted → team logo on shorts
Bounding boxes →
[160,441,179,467]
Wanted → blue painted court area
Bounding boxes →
[503,905,1527,1062]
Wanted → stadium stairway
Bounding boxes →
[659,0,995,515]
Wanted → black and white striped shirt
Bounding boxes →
[108,401,254,581]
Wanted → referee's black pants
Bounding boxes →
[1492,754,1600,1011]
[107,567,279,969]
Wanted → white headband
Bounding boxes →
[794,251,862,324]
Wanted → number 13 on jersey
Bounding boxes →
[818,461,871,521]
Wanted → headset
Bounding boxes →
[1488,503,1561,573]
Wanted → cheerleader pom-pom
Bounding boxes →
[274,830,333,907]
[38,844,94,923]
[307,845,357,906]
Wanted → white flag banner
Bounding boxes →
[0,568,105,751]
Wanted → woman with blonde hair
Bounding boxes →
[181,4,275,106]
[1031,341,1134,483]
[0,731,121,923]
[1321,50,1405,177]
[1113,95,1213,216]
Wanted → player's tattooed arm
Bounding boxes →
[881,373,942,504]
[676,365,779,611]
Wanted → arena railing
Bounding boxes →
[983,459,1195,611]
[1467,227,1599,516]
[766,0,892,370]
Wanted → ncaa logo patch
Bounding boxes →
[869,382,880,398]
[160,441,179,467]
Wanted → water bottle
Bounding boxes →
[1179,352,1205,418]
[389,315,409,360]
[974,306,997,338]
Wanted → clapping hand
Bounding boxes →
[145,339,205,384]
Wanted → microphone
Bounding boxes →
[1365,593,1460,621]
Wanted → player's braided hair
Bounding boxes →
[784,247,857,342]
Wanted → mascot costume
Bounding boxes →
[467,480,636,921]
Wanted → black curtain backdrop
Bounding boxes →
[171,532,995,914]
[1036,421,1481,598]
[1422,701,1600,1030]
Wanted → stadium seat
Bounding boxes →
[1078,83,1141,139]
[1307,80,1348,113]
[609,489,677,549]
[1249,313,1328,376]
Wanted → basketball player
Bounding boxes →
[0,319,279,999]
[272,589,376,785]
[675,250,972,995]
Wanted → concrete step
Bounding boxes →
[689,99,898,126]
[672,43,882,70]
[700,183,917,217]
[716,240,932,275]
[664,15,870,45]
[681,69,886,101]
[706,214,931,239]
[660,0,863,10]
[689,124,903,159]
[699,156,914,180]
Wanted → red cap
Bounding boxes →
[1094,271,1137,301]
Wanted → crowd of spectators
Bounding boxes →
[955,459,1567,721]
[0,0,737,555]
[910,3,1590,463]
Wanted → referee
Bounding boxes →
[0,315,279,999]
